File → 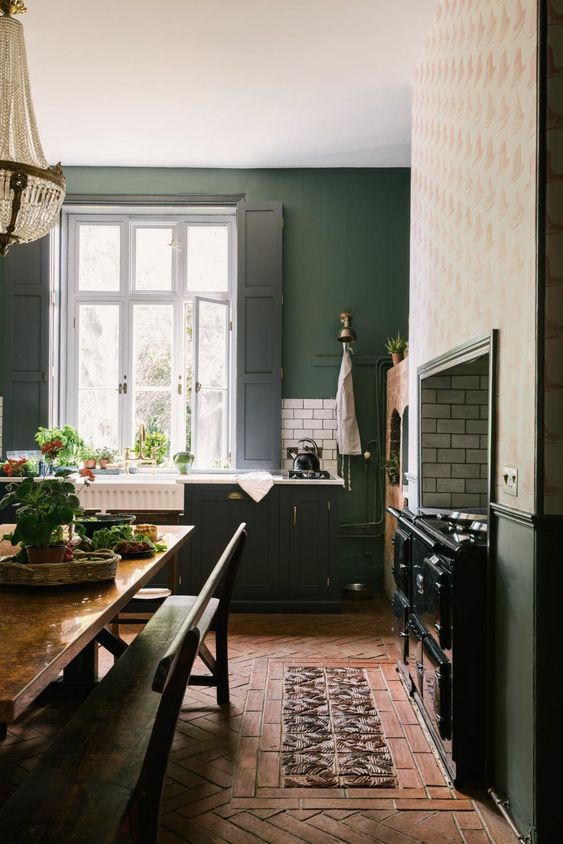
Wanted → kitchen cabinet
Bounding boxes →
[181,483,340,612]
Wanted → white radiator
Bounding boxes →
[77,481,184,512]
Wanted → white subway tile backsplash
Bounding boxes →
[436,389,465,404]
[451,405,480,419]
[422,404,452,418]
[281,398,339,474]
[437,448,466,463]
[420,363,489,507]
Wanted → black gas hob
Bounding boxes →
[288,470,331,480]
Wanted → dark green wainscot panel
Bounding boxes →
[181,483,340,612]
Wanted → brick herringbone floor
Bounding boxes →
[0,598,515,843]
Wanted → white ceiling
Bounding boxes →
[22,0,438,168]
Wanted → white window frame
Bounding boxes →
[60,207,236,464]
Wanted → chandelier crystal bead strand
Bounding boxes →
[0,1,65,256]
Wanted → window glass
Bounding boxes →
[132,304,173,445]
[78,225,120,291]
[135,227,173,291]
[194,298,230,467]
[77,304,120,448]
[187,225,229,292]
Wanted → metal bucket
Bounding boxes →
[343,582,373,600]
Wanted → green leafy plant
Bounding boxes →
[79,445,97,464]
[382,454,400,484]
[0,478,84,550]
[385,332,408,355]
[35,425,84,466]
[135,430,169,464]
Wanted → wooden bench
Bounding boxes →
[0,523,247,844]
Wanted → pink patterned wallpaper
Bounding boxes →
[544,0,563,514]
[409,0,538,512]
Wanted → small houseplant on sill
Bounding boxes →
[96,446,116,470]
[80,445,97,469]
[0,476,84,564]
[385,332,408,366]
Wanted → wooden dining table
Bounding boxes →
[0,524,193,737]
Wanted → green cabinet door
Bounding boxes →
[182,483,340,611]
[181,485,233,593]
[282,487,340,610]
[181,484,280,604]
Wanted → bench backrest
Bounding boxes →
[131,522,247,842]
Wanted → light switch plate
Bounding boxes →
[503,466,518,496]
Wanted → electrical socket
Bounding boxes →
[503,466,518,497]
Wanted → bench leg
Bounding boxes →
[214,621,230,705]
[0,722,6,741]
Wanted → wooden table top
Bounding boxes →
[0,524,194,722]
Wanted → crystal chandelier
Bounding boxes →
[0,1,65,256]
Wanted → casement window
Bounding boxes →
[1,199,282,471]
[62,210,235,467]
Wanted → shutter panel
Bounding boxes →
[236,201,282,470]
[1,237,50,451]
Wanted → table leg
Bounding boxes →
[167,554,178,593]
[63,641,99,685]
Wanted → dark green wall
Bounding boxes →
[64,167,410,397]
[2,167,410,588]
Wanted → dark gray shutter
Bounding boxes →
[236,201,282,470]
[1,237,50,451]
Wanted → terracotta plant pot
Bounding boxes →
[98,460,108,469]
[83,460,96,469]
[26,545,66,564]
[391,352,404,366]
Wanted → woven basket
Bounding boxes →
[0,549,120,587]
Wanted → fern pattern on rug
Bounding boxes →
[282,666,396,788]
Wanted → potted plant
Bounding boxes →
[0,477,84,564]
[135,430,168,465]
[35,425,84,470]
[80,445,97,469]
[382,454,400,485]
[96,446,116,470]
[385,332,408,366]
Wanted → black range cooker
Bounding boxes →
[388,507,488,785]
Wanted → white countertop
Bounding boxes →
[1,472,344,488]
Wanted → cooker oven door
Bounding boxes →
[407,615,425,695]
[422,636,452,744]
[392,527,410,597]
[421,554,452,652]
[391,590,409,664]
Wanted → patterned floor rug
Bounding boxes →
[282,666,396,788]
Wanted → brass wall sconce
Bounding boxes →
[337,311,357,344]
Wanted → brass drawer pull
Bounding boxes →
[228,491,243,500]
[293,505,297,526]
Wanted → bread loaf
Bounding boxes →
[134,524,158,541]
